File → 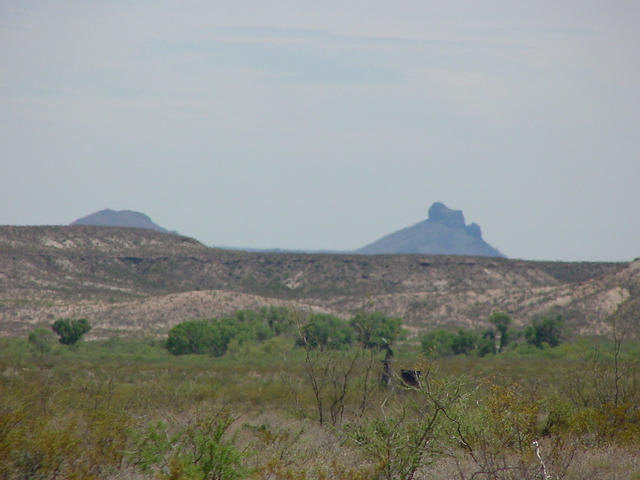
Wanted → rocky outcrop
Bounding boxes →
[357,202,504,257]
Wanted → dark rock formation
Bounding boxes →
[357,202,504,257]
[428,202,465,228]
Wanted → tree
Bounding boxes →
[421,329,481,357]
[349,312,403,350]
[51,318,91,346]
[345,367,469,480]
[489,311,512,352]
[296,314,359,425]
[166,320,233,356]
[524,313,564,348]
[296,314,353,351]
[223,310,273,344]
[477,329,497,357]
[451,329,478,355]
[262,306,296,336]
[28,327,55,356]
[166,308,298,357]
[421,329,457,357]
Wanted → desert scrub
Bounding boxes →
[0,373,133,479]
[1,334,639,479]
[342,364,473,480]
[127,409,246,480]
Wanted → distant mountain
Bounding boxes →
[71,209,175,234]
[357,202,504,257]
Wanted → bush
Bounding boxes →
[421,329,457,357]
[129,411,245,479]
[489,311,512,352]
[262,306,297,336]
[166,308,299,356]
[421,328,479,357]
[477,329,497,357]
[525,313,564,348]
[166,320,233,356]
[28,327,55,355]
[344,368,468,479]
[223,310,275,344]
[349,312,403,350]
[451,329,478,355]
[296,314,353,350]
[51,318,91,346]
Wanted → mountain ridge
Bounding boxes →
[1,225,636,340]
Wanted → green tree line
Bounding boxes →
[420,311,565,358]
[166,308,404,356]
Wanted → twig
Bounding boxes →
[533,439,552,479]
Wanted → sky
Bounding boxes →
[1,1,639,261]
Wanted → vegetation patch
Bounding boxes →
[1,307,638,479]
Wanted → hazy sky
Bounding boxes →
[2,1,639,261]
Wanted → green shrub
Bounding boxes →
[525,313,564,348]
[296,314,353,350]
[477,329,497,357]
[489,311,512,352]
[28,327,55,356]
[451,329,478,355]
[350,312,403,350]
[129,412,245,480]
[421,329,457,357]
[166,308,299,356]
[344,368,467,480]
[51,318,91,346]
[262,306,297,336]
[166,320,233,356]
[421,328,479,357]
[223,311,273,344]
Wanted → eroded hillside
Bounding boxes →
[0,226,636,338]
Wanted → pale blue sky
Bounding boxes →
[2,1,639,261]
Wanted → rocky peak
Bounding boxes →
[357,201,504,257]
[428,202,465,228]
[465,222,482,239]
